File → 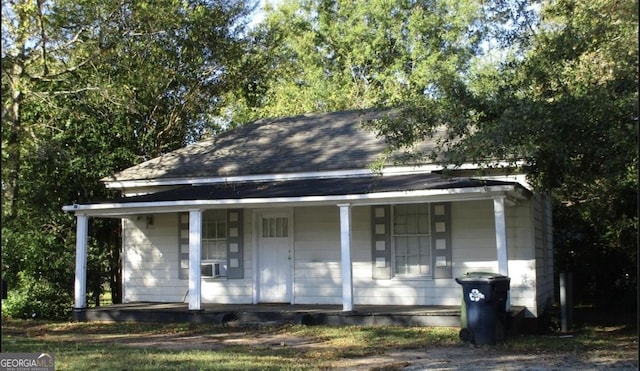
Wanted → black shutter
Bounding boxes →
[178,212,190,280]
[371,205,392,279]
[431,203,452,278]
[226,209,244,279]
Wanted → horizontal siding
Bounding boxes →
[292,202,542,309]
[506,199,536,261]
[119,199,546,317]
[354,279,462,306]
[450,200,541,317]
[202,279,254,304]
[532,194,555,317]
[294,206,462,306]
[123,214,186,302]
[293,207,342,305]
[505,197,542,317]
[295,262,342,282]
[123,211,254,304]
[451,200,499,274]
[202,209,254,304]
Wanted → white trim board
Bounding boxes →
[104,162,526,191]
[63,185,528,217]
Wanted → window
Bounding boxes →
[202,210,227,261]
[179,209,244,280]
[393,204,431,276]
[262,217,288,238]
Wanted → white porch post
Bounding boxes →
[188,209,203,311]
[493,196,511,310]
[74,213,89,309]
[338,204,353,312]
[493,196,509,276]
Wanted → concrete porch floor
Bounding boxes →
[73,303,526,331]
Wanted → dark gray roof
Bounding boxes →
[104,109,442,183]
[109,174,523,204]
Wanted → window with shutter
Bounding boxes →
[371,203,452,279]
[393,204,431,277]
[177,209,244,279]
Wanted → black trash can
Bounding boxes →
[455,272,510,345]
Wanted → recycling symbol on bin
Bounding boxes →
[469,288,485,302]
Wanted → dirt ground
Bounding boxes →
[65,327,639,370]
[4,311,638,370]
[346,343,639,370]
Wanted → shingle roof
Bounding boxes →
[103,109,441,183]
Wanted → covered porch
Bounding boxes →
[65,174,530,314]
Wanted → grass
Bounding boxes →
[1,309,637,370]
[0,320,461,370]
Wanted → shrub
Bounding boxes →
[3,273,72,320]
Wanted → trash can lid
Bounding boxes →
[455,272,510,283]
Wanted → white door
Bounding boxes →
[258,212,292,303]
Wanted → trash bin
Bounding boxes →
[455,272,510,345]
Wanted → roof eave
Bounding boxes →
[63,184,528,217]
[102,162,526,190]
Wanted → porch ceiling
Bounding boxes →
[63,174,530,217]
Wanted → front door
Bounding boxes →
[258,211,292,303]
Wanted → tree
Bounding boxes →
[451,0,637,187]
[221,0,487,125]
[455,0,638,307]
[228,0,637,308]
[2,0,256,318]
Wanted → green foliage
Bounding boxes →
[452,0,638,307]
[1,217,74,289]
[2,0,258,318]
[1,0,635,316]
[223,0,485,124]
[3,273,73,320]
[1,214,75,320]
[456,0,638,190]
[553,165,638,308]
[227,0,638,307]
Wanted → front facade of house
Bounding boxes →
[65,109,554,319]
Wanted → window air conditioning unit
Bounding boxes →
[201,261,226,278]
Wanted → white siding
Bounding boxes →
[450,199,541,317]
[293,206,463,306]
[451,200,499,273]
[121,198,547,317]
[123,211,254,304]
[202,209,254,304]
[293,207,342,304]
[123,214,187,303]
[532,194,554,317]
[505,198,539,317]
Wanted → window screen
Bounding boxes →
[202,209,227,260]
[262,217,288,238]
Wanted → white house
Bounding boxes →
[64,109,554,321]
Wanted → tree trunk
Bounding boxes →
[3,47,26,221]
[109,225,123,304]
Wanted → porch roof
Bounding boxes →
[116,173,522,202]
[64,173,530,216]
